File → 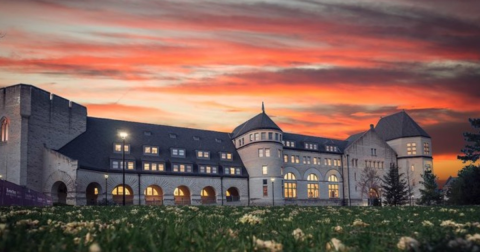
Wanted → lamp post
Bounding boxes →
[271,178,275,206]
[104,174,108,205]
[119,132,128,206]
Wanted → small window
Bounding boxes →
[265,148,271,157]
[275,133,279,141]
[250,134,253,142]
[262,165,268,175]
[169,133,177,138]
[284,154,288,163]
[197,150,210,159]
[193,136,200,141]
[172,148,186,158]
[277,149,281,158]
[215,138,222,143]
[268,132,273,140]
[254,133,259,141]
[258,149,264,157]
[0,117,8,142]
[114,143,130,153]
[144,131,152,136]
[261,132,266,140]
[221,152,233,161]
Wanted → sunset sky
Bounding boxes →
[1,0,479,185]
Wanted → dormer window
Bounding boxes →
[144,146,159,155]
[171,148,186,158]
[197,150,210,159]
[114,143,130,153]
[220,152,233,161]
[199,165,217,174]
[284,141,295,147]
[224,167,241,175]
[326,145,337,152]
[172,163,192,173]
[305,143,318,150]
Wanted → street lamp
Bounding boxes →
[271,178,275,206]
[119,132,128,206]
[104,174,108,205]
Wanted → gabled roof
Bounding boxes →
[282,132,348,153]
[57,117,247,176]
[375,111,430,141]
[231,112,281,138]
[345,131,366,148]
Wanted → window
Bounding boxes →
[268,132,273,140]
[303,156,307,164]
[424,143,430,155]
[284,154,288,163]
[265,149,271,157]
[328,175,339,198]
[172,148,186,158]
[284,173,297,199]
[307,174,319,198]
[254,133,259,141]
[327,158,332,166]
[221,152,233,160]
[143,162,164,171]
[277,149,281,158]
[313,157,317,165]
[275,133,279,141]
[197,150,210,159]
[258,149,264,157]
[144,146,159,155]
[307,156,311,164]
[333,159,338,167]
[199,165,217,174]
[263,179,268,197]
[112,160,134,170]
[262,165,268,175]
[407,143,417,155]
[173,164,192,173]
[411,165,415,172]
[261,132,266,140]
[1,117,8,142]
[250,134,253,142]
[290,155,295,163]
[114,143,130,153]
[295,155,300,164]
[371,148,377,156]
[284,141,295,147]
[224,167,241,175]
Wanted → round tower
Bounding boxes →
[231,103,284,205]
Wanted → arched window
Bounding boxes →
[328,174,339,198]
[307,174,319,198]
[145,185,163,205]
[284,172,297,199]
[1,117,8,142]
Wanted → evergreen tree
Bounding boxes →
[458,118,480,163]
[417,170,442,205]
[447,165,480,205]
[381,165,410,206]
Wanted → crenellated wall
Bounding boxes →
[0,84,87,192]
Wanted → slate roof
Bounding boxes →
[231,112,281,138]
[57,117,247,177]
[345,131,366,148]
[375,111,430,141]
[282,132,348,153]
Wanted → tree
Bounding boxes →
[447,165,480,205]
[417,170,442,205]
[458,118,480,163]
[357,166,381,201]
[381,165,410,206]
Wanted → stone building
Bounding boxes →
[0,84,433,206]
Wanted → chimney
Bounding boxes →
[370,124,374,130]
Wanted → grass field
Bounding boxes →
[1,205,480,252]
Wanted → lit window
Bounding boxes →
[284,154,288,163]
[328,175,339,198]
[411,165,415,172]
[127,162,134,170]
[328,175,338,182]
[424,143,430,155]
[290,155,295,163]
[327,158,332,166]
[313,157,317,165]
[114,143,130,153]
[197,150,210,159]
[303,156,307,164]
[1,117,9,142]
[255,133,259,141]
[144,163,150,170]
[284,173,297,199]
[295,155,300,164]
[144,146,151,154]
[307,174,319,198]
[262,165,268,175]
[265,149,271,157]
[94,188,98,195]
[407,143,417,155]
[112,186,131,195]
[259,149,264,157]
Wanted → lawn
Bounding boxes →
[1,205,479,251]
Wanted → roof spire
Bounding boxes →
[262,101,265,113]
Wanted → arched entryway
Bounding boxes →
[201,186,216,205]
[174,185,190,205]
[86,183,101,205]
[226,187,240,202]
[368,188,380,206]
[51,181,68,204]
[145,185,163,205]
[112,185,134,205]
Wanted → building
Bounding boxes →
[0,84,433,206]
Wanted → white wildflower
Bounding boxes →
[466,234,480,244]
[292,228,305,241]
[352,219,369,227]
[253,236,283,252]
[89,243,101,252]
[422,220,434,227]
[326,238,347,251]
[333,226,343,233]
[397,236,419,251]
[238,214,262,225]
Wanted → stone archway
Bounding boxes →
[226,187,240,202]
[201,186,216,205]
[51,181,68,204]
[112,185,134,205]
[86,183,101,205]
[145,185,163,205]
[174,185,190,205]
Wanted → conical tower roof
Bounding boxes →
[232,105,281,138]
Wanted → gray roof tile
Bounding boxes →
[232,112,281,138]
[375,111,430,141]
